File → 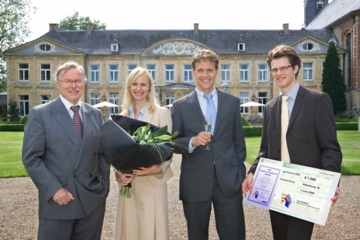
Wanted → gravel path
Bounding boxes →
[0,154,359,240]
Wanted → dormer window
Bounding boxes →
[316,0,324,9]
[40,44,51,52]
[237,43,245,51]
[111,43,119,52]
[303,42,314,51]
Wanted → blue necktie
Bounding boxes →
[204,93,216,135]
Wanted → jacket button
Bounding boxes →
[74,175,77,178]
[94,152,96,155]
[90,174,92,178]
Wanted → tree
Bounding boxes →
[59,12,106,30]
[7,98,19,121]
[321,42,347,115]
[0,0,35,92]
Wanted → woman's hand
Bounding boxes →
[116,171,135,186]
[133,165,162,176]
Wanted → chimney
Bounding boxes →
[86,24,93,34]
[194,23,199,34]
[49,23,59,32]
[283,23,289,35]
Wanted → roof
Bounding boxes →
[34,27,335,55]
[306,0,360,29]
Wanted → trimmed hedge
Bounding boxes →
[0,124,24,131]
[335,122,358,130]
[243,126,262,137]
[20,115,29,125]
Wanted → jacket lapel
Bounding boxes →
[51,97,82,147]
[142,104,153,123]
[75,103,93,169]
[186,91,204,126]
[213,88,228,137]
[288,86,306,130]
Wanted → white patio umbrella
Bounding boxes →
[240,101,265,107]
[93,101,119,108]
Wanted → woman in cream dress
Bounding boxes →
[114,67,173,240]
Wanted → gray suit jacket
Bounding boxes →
[22,97,110,220]
[249,86,342,174]
[172,88,246,202]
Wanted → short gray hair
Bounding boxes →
[55,62,87,82]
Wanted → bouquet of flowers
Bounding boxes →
[100,115,179,197]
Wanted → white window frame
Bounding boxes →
[40,64,51,82]
[127,64,137,75]
[165,64,175,82]
[90,93,100,105]
[237,43,245,51]
[109,64,119,82]
[257,64,268,82]
[165,93,175,105]
[183,64,193,82]
[303,62,313,81]
[239,64,249,82]
[109,92,119,115]
[90,64,100,82]
[18,63,29,81]
[111,43,118,52]
[18,95,29,117]
[146,64,156,81]
[239,92,249,114]
[40,95,51,104]
[221,64,231,82]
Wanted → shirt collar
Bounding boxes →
[195,87,217,101]
[129,103,147,116]
[59,95,82,110]
[280,82,299,101]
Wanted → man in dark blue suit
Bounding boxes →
[242,45,342,240]
[172,49,246,240]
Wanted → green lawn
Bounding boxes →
[245,130,360,175]
[0,131,359,177]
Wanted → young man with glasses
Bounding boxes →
[22,62,110,240]
[242,45,342,240]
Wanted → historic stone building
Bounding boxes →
[306,0,360,114]
[4,22,338,118]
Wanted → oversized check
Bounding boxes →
[244,158,341,226]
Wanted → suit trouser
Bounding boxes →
[38,201,106,240]
[270,210,314,240]
[182,171,245,240]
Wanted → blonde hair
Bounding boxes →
[121,67,159,116]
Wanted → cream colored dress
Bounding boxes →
[114,105,173,240]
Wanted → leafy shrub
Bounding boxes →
[241,117,250,126]
[20,115,28,124]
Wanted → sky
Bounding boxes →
[26,0,333,42]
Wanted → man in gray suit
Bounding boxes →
[172,49,246,240]
[242,45,342,240]
[22,62,110,240]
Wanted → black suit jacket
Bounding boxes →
[172,88,246,202]
[249,86,342,174]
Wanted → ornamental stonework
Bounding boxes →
[150,42,203,56]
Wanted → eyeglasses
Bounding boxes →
[270,65,292,73]
[58,79,84,85]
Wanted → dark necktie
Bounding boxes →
[204,93,217,135]
[70,105,83,138]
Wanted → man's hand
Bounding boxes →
[133,165,162,176]
[52,187,74,205]
[242,173,254,198]
[331,187,340,207]
[191,132,211,147]
[116,171,135,186]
